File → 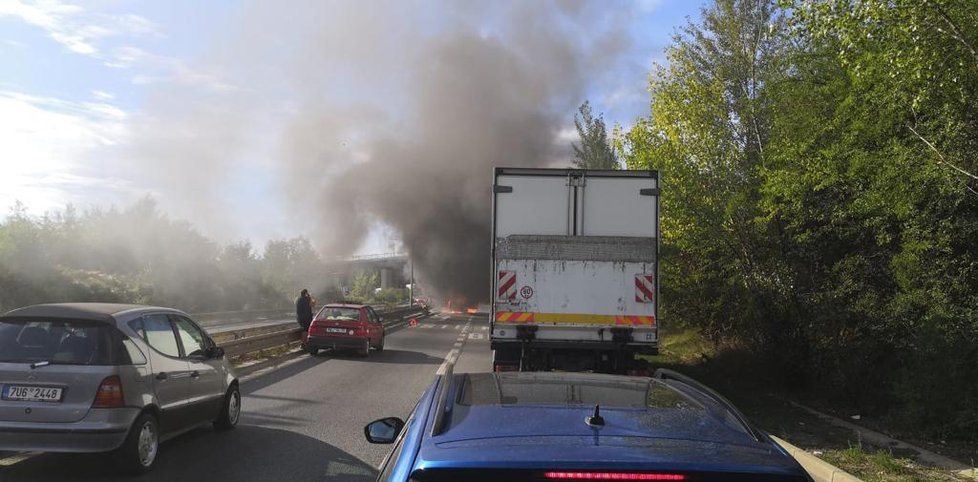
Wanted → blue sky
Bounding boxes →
[0,0,704,253]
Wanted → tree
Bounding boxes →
[616,0,792,344]
[617,0,978,439]
[348,270,380,302]
[571,101,619,169]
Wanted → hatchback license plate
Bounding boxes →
[2,385,63,402]
[325,327,348,334]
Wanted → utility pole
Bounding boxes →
[409,257,414,306]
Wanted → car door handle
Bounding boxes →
[156,372,168,381]
[190,371,199,379]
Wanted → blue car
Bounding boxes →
[364,367,812,481]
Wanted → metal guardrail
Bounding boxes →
[217,305,429,361]
[222,328,302,357]
[192,304,421,328]
[192,309,291,327]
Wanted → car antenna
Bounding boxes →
[585,404,604,427]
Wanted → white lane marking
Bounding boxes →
[0,452,39,467]
[481,326,489,331]
[436,322,471,375]
[420,324,434,329]
[440,324,449,329]
[436,350,460,375]
[468,333,484,340]
[454,324,460,330]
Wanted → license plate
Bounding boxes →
[325,327,348,334]
[2,385,64,402]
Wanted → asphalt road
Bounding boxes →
[0,312,492,482]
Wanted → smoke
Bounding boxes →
[108,0,637,303]
[277,1,633,302]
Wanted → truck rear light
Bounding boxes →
[92,375,124,408]
[493,363,518,373]
[543,472,684,480]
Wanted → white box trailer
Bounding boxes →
[490,168,660,373]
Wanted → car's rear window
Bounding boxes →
[457,373,692,410]
[0,319,131,365]
[317,307,361,321]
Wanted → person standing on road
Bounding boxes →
[296,289,314,346]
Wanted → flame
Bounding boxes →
[466,307,477,314]
[442,298,464,314]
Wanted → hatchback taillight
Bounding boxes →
[92,375,124,408]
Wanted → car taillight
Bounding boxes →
[92,375,124,408]
[543,473,685,481]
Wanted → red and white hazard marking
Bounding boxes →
[635,274,655,303]
[498,271,517,300]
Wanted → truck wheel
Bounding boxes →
[114,413,159,475]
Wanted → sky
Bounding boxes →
[0,0,703,255]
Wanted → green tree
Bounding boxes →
[617,0,792,344]
[348,270,380,302]
[571,101,619,169]
[260,237,322,307]
[619,0,978,439]
[779,0,978,437]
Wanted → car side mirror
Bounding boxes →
[207,346,225,359]
[377,316,385,324]
[364,417,404,444]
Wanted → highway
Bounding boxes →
[0,312,492,482]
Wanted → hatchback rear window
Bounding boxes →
[317,307,361,321]
[0,319,131,365]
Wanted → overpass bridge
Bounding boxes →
[324,252,410,289]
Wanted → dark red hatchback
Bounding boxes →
[306,304,385,357]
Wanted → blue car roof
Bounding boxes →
[408,372,808,478]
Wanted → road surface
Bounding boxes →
[0,312,492,482]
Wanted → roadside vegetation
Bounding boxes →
[647,324,973,481]
[0,198,364,313]
[619,0,978,445]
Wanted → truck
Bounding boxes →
[490,167,660,373]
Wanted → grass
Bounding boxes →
[640,324,974,482]
[230,341,302,367]
[822,445,970,482]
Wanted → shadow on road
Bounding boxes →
[0,425,376,482]
[317,349,443,365]
[241,355,330,394]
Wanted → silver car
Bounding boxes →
[0,303,240,474]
